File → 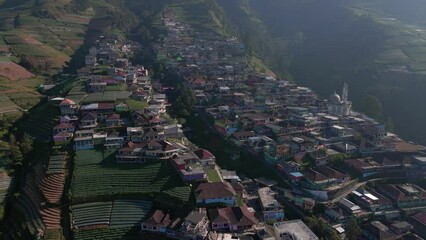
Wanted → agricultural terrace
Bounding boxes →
[73,226,140,240]
[0,76,45,111]
[0,95,20,114]
[71,200,152,230]
[71,149,192,204]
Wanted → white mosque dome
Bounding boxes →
[329,92,341,103]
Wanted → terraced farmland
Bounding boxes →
[110,200,152,227]
[72,201,113,229]
[74,226,140,240]
[0,95,20,114]
[71,149,192,203]
[71,200,152,240]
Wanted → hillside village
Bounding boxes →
[2,6,426,240]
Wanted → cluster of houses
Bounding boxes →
[150,8,426,240]
[48,7,426,240]
[50,26,290,240]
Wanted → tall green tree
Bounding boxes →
[385,116,395,132]
[346,217,362,240]
[19,133,33,155]
[361,95,383,120]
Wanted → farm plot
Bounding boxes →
[71,201,113,229]
[110,200,152,227]
[0,61,34,80]
[0,96,20,114]
[74,226,139,240]
[71,149,191,203]
[8,91,41,109]
[0,168,11,201]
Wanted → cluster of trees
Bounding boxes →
[305,215,361,240]
[19,55,52,74]
[1,133,33,169]
[32,0,91,18]
[169,82,196,119]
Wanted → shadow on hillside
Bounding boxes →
[0,0,29,9]
[63,16,113,74]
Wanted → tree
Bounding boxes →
[346,217,361,240]
[385,116,395,132]
[361,95,383,120]
[312,203,326,215]
[19,133,33,155]
[9,145,23,164]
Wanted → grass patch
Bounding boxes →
[82,91,132,104]
[206,169,221,182]
[124,99,147,111]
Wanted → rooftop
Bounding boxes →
[258,187,281,209]
[273,220,319,240]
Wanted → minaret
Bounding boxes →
[342,83,348,102]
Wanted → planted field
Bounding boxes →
[72,149,191,203]
[74,226,139,240]
[110,200,152,227]
[72,201,113,229]
[0,95,20,114]
[46,155,67,175]
[0,168,11,201]
[8,92,41,109]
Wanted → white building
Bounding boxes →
[327,83,352,116]
[258,187,284,222]
[273,220,319,240]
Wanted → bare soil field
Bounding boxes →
[0,62,34,80]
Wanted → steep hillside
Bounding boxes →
[215,0,426,145]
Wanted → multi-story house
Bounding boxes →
[181,210,209,240]
[74,130,94,151]
[60,99,78,115]
[258,187,284,222]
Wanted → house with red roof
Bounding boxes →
[208,206,257,231]
[377,184,426,208]
[59,99,78,115]
[191,77,206,89]
[53,131,73,145]
[141,210,171,233]
[195,182,237,206]
[116,140,180,163]
[193,148,216,167]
